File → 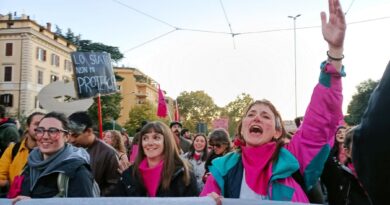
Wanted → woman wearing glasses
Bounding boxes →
[11,112,94,203]
[203,129,231,184]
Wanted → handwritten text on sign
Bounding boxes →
[71,52,117,98]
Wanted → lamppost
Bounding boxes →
[288,14,301,118]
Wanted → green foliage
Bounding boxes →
[54,25,62,37]
[78,40,124,62]
[221,93,254,137]
[102,120,122,132]
[55,27,123,62]
[177,91,218,132]
[124,101,158,136]
[88,93,123,126]
[345,79,379,125]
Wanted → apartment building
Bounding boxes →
[0,13,76,117]
[114,67,160,125]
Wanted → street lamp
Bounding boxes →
[288,14,301,118]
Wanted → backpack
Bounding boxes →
[11,142,22,161]
[56,173,100,197]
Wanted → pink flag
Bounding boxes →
[174,100,180,121]
[157,85,167,118]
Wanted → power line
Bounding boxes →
[123,16,390,52]
[237,16,390,35]
[219,0,236,48]
[113,0,390,52]
[348,16,390,25]
[123,29,177,53]
[345,0,357,16]
[178,27,232,35]
[112,0,177,29]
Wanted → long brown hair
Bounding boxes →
[133,121,191,190]
[236,99,288,162]
[106,130,126,154]
[187,133,209,161]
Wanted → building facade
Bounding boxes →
[0,13,76,117]
[115,67,160,125]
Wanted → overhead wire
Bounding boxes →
[219,0,236,48]
[344,0,357,16]
[122,29,177,53]
[112,0,390,52]
[112,0,177,29]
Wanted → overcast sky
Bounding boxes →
[2,0,390,120]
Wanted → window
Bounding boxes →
[64,60,72,71]
[36,47,46,61]
[0,94,13,107]
[51,54,60,67]
[50,74,58,82]
[37,71,43,84]
[5,43,13,56]
[34,96,43,109]
[4,66,12,82]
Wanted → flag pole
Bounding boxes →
[166,101,172,122]
[97,93,103,139]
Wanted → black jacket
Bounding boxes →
[109,164,199,197]
[322,157,370,205]
[353,61,390,204]
[20,156,94,197]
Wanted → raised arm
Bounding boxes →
[285,0,346,191]
[321,0,346,71]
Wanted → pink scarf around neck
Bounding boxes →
[241,142,276,195]
[138,158,164,197]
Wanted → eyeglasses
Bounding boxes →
[35,127,68,139]
[209,143,223,148]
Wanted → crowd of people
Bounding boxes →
[0,0,389,204]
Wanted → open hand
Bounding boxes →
[321,0,346,50]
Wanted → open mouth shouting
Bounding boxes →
[249,125,263,135]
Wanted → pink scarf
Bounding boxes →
[241,142,276,195]
[338,144,347,164]
[193,152,201,161]
[138,158,164,197]
[129,144,139,163]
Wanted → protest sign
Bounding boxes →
[71,52,117,98]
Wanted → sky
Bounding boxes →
[1,0,390,120]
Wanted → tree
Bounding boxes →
[177,91,218,132]
[54,25,62,37]
[345,79,379,125]
[221,93,254,137]
[55,27,123,62]
[88,93,123,126]
[78,40,123,62]
[124,101,158,135]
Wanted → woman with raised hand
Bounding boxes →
[200,0,346,202]
[110,121,198,197]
